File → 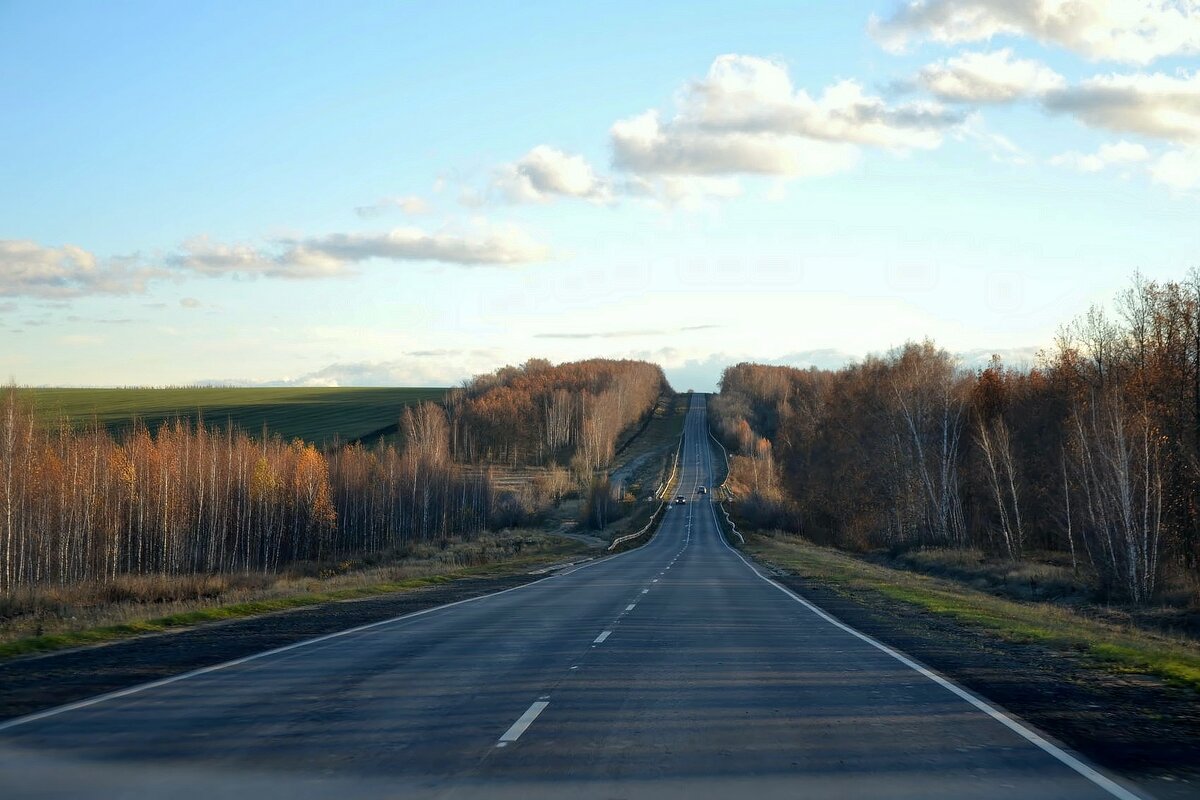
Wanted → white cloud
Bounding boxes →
[494,145,612,203]
[1043,70,1200,143]
[1050,139,1151,172]
[683,56,959,149]
[1150,146,1200,189]
[611,109,863,177]
[354,195,430,218]
[288,225,550,267]
[656,176,746,209]
[917,49,1064,102]
[170,224,550,279]
[872,0,1200,65]
[609,55,958,181]
[0,240,157,298]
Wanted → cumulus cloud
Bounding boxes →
[0,240,158,298]
[610,55,958,181]
[871,0,1200,65]
[170,225,550,279]
[354,195,430,218]
[1049,139,1151,172]
[917,49,1064,102]
[494,146,612,203]
[611,109,863,177]
[1042,70,1200,143]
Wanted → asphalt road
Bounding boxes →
[0,397,1146,799]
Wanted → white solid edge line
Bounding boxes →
[593,630,612,644]
[707,499,1144,800]
[499,700,550,742]
[0,532,654,734]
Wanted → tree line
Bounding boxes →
[0,358,666,593]
[0,395,492,593]
[446,358,666,472]
[711,272,1200,604]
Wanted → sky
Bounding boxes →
[2,0,1199,392]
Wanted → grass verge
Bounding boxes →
[744,532,1200,693]
[0,533,588,661]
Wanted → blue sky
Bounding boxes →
[2,1,1199,391]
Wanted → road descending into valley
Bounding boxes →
[0,397,1144,799]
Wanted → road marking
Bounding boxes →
[709,499,1145,800]
[625,604,636,611]
[593,630,612,644]
[652,578,659,583]
[641,588,649,594]
[0,523,655,734]
[498,701,549,744]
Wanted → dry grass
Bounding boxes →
[746,532,1200,692]
[0,531,589,658]
[891,547,1092,602]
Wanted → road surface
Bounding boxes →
[0,397,1144,799]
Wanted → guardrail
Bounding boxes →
[707,428,732,501]
[609,428,684,552]
[714,500,744,543]
[650,437,683,501]
[705,425,743,542]
[608,501,667,551]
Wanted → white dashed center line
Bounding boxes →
[625,603,636,611]
[498,701,550,746]
[593,630,612,644]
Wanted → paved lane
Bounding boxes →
[0,397,1143,799]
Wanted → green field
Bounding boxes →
[23,387,448,444]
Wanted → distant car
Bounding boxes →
[674,495,686,505]
[697,486,707,494]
